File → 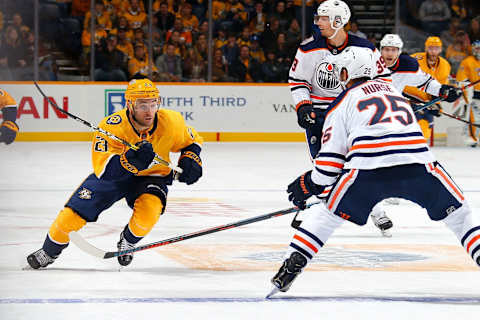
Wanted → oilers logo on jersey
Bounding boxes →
[315,62,340,90]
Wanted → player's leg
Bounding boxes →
[271,201,344,292]
[119,176,171,266]
[370,201,394,237]
[27,174,124,269]
[420,162,480,266]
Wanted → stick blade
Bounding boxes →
[69,231,108,258]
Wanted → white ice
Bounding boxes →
[1,142,479,319]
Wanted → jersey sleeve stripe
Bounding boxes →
[351,132,424,144]
[316,152,346,160]
[345,147,430,162]
[314,160,344,168]
[350,138,428,151]
[315,167,340,177]
[310,94,335,101]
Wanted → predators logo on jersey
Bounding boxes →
[106,114,122,125]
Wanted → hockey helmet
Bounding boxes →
[425,36,442,48]
[472,40,480,60]
[333,46,375,89]
[315,0,351,38]
[125,79,159,109]
[380,34,403,53]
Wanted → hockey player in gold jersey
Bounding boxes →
[27,79,204,269]
[404,37,452,140]
[0,88,19,145]
[456,40,480,146]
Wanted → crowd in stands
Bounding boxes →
[1,0,479,82]
[402,0,480,76]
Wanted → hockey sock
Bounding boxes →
[443,202,480,266]
[286,202,344,261]
[43,207,86,257]
[125,193,163,243]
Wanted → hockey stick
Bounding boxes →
[439,110,480,128]
[413,79,480,114]
[69,201,322,259]
[33,82,182,175]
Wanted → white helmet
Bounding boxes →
[380,34,403,54]
[334,46,375,89]
[315,0,351,39]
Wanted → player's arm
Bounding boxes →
[0,89,19,145]
[170,111,204,185]
[92,126,155,181]
[289,45,321,129]
[287,107,348,209]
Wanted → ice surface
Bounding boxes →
[1,142,479,319]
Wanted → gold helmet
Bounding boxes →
[425,36,442,48]
[125,79,159,108]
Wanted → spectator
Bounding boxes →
[71,0,90,21]
[221,33,240,65]
[249,2,266,34]
[348,21,367,39]
[81,23,107,54]
[155,42,182,82]
[262,18,281,52]
[155,1,175,33]
[83,0,112,31]
[95,35,128,81]
[128,42,159,79]
[249,35,265,63]
[163,30,187,58]
[214,27,228,49]
[116,27,134,59]
[182,47,206,82]
[166,18,192,45]
[111,16,134,42]
[212,48,229,82]
[446,30,472,73]
[194,33,208,61]
[3,26,27,71]
[23,31,56,80]
[177,3,199,32]
[418,0,451,35]
[229,45,262,82]
[269,1,292,31]
[441,17,462,49]
[194,20,209,40]
[286,18,301,50]
[262,50,283,82]
[0,10,4,32]
[237,27,252,47]
[272,32,292,61]
[124,0,147,30]
[12,13,30,38]
[468,16,480,42]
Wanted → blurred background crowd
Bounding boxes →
[0,0,479,82]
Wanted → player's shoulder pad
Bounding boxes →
[347,34,376,51]
[157,108,184,125]
[411,52,424,60]
[299,35,328,52]
[325,81,365,116]
[396,54,419,72]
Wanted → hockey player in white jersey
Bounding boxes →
[288,0,393,236]
[370,34,462,236]
[367,34,464,235]
[268,46,480,297]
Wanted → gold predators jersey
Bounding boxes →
[404,52,451,102]
[92,108,203,178]
[456,56,480,92]
[0,89,17,110]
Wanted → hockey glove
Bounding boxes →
[0,120,19,145]
[120,141,155,174]
[439,85,462,103]
[178,144,202,185]
[297,102,324,130]
[287,171,325,210]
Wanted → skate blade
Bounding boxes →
[265,286,280,299]
[22,265,34,270]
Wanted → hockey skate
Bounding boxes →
[267,252,307,298]
[370,210,393,237]
[117,232,135,266]
[26,249,56,269]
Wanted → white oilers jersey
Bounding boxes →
[389,54,441,95]
[289,33,389,110]
[311,79,436,186]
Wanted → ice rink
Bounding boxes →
[1,142,479,319]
